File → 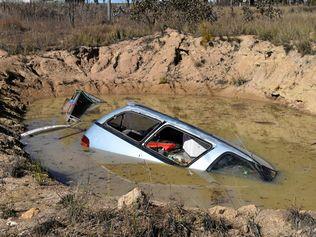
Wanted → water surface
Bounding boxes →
[22,95,316,210]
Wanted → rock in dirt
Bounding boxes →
[209,205,246,230]
[117,187,147,209]
[20,208,39,220]
[255,209,292,237]
[6,219,17,227]
[237,204,259,218]
[0,49,8,58]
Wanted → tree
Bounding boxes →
[130,0,217,28]
[108,0,112,21]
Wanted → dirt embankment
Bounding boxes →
[0,67,70,235]
[0,29,315,113]
[0,29,316,236]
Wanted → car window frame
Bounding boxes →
[206,151,261,178]
[142,124,213,167]
[104,110,163,143]
[96,119,182,166]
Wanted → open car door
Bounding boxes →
[63,90,104,123]
[22,90,103,137]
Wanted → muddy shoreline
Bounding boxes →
[1,31,316,236]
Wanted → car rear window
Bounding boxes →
[106,111,161,142]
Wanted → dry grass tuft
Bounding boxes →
[0,3,315,55]
[206,6,316,55]
[287,206,316,230]
[32,192,233,236]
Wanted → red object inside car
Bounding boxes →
[146,141,176,151]
[81,135,90,148]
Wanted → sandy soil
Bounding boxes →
[0,29,315,114]
[0,29,316,236]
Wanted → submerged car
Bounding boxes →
[82,102,277,181]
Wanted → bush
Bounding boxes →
[130,0,217,28]
[0,18,27,32]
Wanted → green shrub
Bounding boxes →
[29,161,49,185]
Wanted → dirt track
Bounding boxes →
[0,29,316,236]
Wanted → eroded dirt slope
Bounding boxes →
[0,29,316,236]
[0,29,315,113]
[0,72,70,235]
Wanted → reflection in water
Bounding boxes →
[22,95,316,210]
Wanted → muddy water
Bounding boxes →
[22,95,316,210]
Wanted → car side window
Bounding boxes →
[106,112,160,142]
[145,126,211,166]
[207,153,260,179]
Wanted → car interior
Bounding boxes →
[145,126,211,166]
[106,111,160,141]
[107,111,212,166]
[207,153,260,179]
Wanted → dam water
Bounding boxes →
[22,95,316,210]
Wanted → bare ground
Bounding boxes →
[0,29,315,113]
[0,29,316,236]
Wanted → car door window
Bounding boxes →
[207,153,260,179]
[145,126,211,166]
[106,112,161,142]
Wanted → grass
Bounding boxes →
[208,6,316,55]
[33,219,65,236]
[0,3,151,54]
[287,206,316,230]
[35,193,233,236]
[199,21,214,47]
[8,156,48,185]
[29,160,50,185]
[247,218,262,237]
[202,214,232,236]
[59,193,87,222]
[0,3,315,55]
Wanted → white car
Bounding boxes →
[82,102,277,181]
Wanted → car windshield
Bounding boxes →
[145,126,211,166]
[106,111,161,141]
[207,153,261,180]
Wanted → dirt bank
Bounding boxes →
[0,29,316,236]
[0,29,315,114]
[0,68,70,235]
